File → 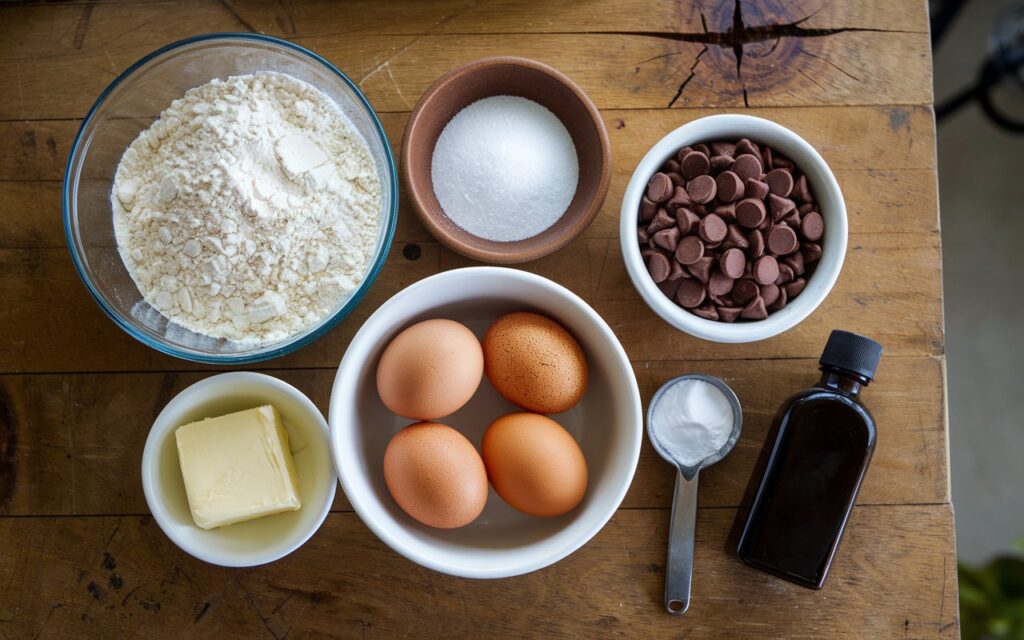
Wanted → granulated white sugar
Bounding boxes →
[430,96,579,242]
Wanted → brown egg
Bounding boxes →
[482,412,588,517]
[383,422,488,529]
[376,319,483,420]
[482,312,588,413]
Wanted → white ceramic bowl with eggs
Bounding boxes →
[141,372,337,567]
[620,114,848,343]
[329,267,642,578]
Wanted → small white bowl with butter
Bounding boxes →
[141,372,336,567]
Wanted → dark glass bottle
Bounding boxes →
[737,330,883,589]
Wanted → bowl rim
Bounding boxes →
[140,371,337,567]
[619,114,848,343]
[401,56,612,264]
[62,32,399,364]
[328,266,643,578]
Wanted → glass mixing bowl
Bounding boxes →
[63,33,398,364]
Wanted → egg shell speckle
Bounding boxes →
[482,412,588,517]
[383,422,489,529]
[482,312,588,414]
[376,319,484,420]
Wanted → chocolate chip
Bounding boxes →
[675,235,704,265]
[658,277,682,300]
[776,263,795,285]
[699,214,728,243]
[676,208,701,235]
[801,211,824,242]
[653,226,681,252]
[681,151,711,179]
[740,295,768,320]
[646,252,671,283]
[748,228,765,258]
[710,141,736,157]
[676,279,706,308]
[687,256,714,283]
[692,304,720,321]
[724,224,749,250]
[669,261,689,280]
[710,154,734,172]
[639,138,822,323]
[717,306,742,323]
[736,138,760,158]
[768,285,788,312]
[783,251,805,276]
[647,172,673,203]
[733,154,763,182]
[736,198,767,228]
[666,186,692,212]
[715,171,744,203]
[647,208,676,234]
[773,155,795,171]
[744,178,769,200]
[639,196,657,222]
[732,278,760,305]
[802,242,823,263]
[686,174,717,204]
[768,194,796,222]
[784,278,807,298]
[766,169,794,197]
[708,270,735,296]
[720,247,746,279]
[714,202,737,222]
[793,174,813,203]
[754,255,780,285]
[767,225,799,255]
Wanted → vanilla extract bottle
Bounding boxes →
[737,330,883,589]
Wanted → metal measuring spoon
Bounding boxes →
[647,374,743,616]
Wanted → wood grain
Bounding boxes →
[0,0,931,119]
[0,356,948,517]
[0,506,958,639]
[0,230,941,373]
[0,104,941,372]
[0,0,955,637]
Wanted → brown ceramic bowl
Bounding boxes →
[402,57,611,264]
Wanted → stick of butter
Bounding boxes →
[175,405,302,530]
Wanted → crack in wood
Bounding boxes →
[0,383,17,509]
[667,46,708,108]
[217,0,258,33]
[625,0,906,107]
[72,0,96,50]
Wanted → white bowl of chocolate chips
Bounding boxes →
[620,114,847,343]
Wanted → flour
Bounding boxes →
[112,72,382,344]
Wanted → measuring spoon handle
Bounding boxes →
[665,468,699,615]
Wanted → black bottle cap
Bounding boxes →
[819,330,883,380]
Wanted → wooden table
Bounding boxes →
[0,1,955,637]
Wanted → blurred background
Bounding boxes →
[931,0,1024,636]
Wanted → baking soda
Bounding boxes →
[651,378,735,468]
[430,96,579,242]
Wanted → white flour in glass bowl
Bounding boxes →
[111,71,381,345]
